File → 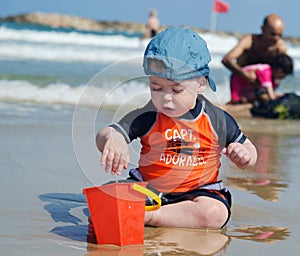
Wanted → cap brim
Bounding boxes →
[207,76,216,92]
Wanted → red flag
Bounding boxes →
[213,0,230,13]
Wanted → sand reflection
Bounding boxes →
[225,132,289,201]
[85,225,290,255]
[86,227,231,255]
[228,225,290,243]
[144,228,230,255]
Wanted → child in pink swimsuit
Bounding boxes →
[229,54,293,104]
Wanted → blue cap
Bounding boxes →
[143,27,216,92]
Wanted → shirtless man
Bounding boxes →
[142,9,160,39]
[222,14,287,84]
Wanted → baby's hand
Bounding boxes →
[101,139,129,175]
[243,70,257,84]
[98,128,130,175]
[222,142,252,169]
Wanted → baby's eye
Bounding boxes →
[173,89,184,94]
[151,87,162,92]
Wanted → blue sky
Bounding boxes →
[2,0,299,37]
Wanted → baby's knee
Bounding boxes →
[195,201,228,228]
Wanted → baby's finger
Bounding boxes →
[111,153,122,174]
[124,154,130,169]
[115,154,129,175]
[104,151,115,173]
[222,148,227,155]
[100,143,111,165]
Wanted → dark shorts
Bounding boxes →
[150,29,157,37]
[161,188,231,227]
[127,169,232,227]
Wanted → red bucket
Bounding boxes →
[83,182,148,246]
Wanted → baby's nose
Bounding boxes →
[163,92,173,101]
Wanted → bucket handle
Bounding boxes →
[132,183,162,211]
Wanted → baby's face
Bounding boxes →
[273,68,287,81]
[149,76,206,117]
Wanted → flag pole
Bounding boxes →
[210,9,217,33]
[210,0,229,33]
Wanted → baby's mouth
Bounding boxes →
[163,102,175,110]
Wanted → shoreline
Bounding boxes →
[1,12,300,45]
[1,95,299,255]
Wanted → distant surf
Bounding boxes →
[1,21,299,108]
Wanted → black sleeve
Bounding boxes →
[110,101,157,143]
[224,111,246,146]
[201,96,246,147]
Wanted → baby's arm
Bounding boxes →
[266,86,277,100]
[95,126,129,175]
[222,138,257,169]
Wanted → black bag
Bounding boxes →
[250,93,300,119]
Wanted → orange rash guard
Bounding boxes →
[111,95,246,193]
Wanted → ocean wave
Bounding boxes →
[0,77,237,109]
[0,41,143,63]
[0,24,299,111]
[0,25,239,67]
[0,26,143,48]
[0,79,151,108]
[0,25,146,63]
[1,25,300,70]
[0,40,229,68]
[1,78,298,113]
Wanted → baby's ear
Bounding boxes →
[198,77,207,92]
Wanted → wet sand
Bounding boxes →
[1,103,300,255]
